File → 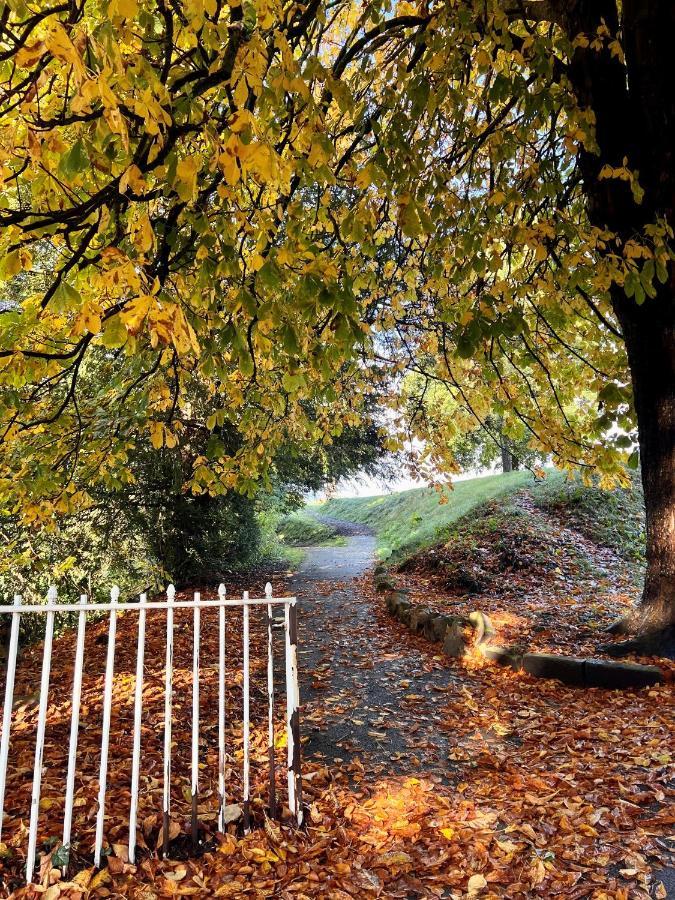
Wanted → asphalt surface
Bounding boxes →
[288,532,453,777]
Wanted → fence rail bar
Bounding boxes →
[217,585,226,833]
[26,589,56,883]
[0,597,295,614]
[285,601,303,826]
[128,592,147,864]
[265,583,276,819]
[162,585,175,858]
[61,595,87,874]
[242,592,251,834]
[191,592,200,852]
[0,595,21,844]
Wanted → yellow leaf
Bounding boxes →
[76,302,102,335]
[72,868,94,887]
[228,110,255,134]
[0,251,21,280]
[439,827,454,840]
[119,164,146,195]
[175,157,199,202]
[109,0,138,18]
[468,874,487,895]
[120,295,154,335]
[149,421,164,449]
[45,25,86,81]
[133,213,154,253]
[16,41,46,67]
[90,869,111,889]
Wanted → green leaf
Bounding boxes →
[101,315,127,348]
[51,281,82,313]
[58,140,88,178]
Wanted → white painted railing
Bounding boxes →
[0,583,303,885]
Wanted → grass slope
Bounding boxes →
[530,471,645,566]
[276,511,346,547]
[320,470,532,560]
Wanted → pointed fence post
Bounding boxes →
[128,592,147,865]
[217,584,227,833]
[242,591,251,833]
[94,586,119,868]
[284,599,303,826]
[0,595,22,844]
[26,585,56,883]
[61,594,87,874]
[265,583,276,818]
[191,592,200,851]
[162,584,175,858]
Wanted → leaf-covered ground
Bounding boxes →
[396,492,673,668]
[1,522,674,898]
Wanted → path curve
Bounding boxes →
[288,531,454,776]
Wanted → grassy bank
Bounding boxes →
[529,470,645,566]
[319,470,532,561]
[318,467,645,571]
[276,511,346,547]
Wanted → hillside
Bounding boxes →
[320,469,646,569]
[319,470,533,560]
[319,469,650,659]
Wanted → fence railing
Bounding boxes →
[0,583,303,885]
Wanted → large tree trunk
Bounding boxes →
[556,0,675,652]
[616,293,675,637]
[501,446,513,473]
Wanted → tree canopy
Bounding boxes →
[2,0,674,633]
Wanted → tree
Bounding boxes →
[0,1,673,651]
[363,1,673,651]
[401,374,546,474]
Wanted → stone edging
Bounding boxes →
[374,571,664,690]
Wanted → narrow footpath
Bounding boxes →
[287,527,455,779]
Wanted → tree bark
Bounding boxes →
[555,0,675,649]
[501,446,513,473]
[616,293,675,635]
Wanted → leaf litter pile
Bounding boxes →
[0,552,673,898]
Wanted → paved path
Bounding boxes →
[288,532,454,778]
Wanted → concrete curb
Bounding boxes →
[377,576,664,690]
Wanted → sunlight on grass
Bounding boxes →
[321,471,534,561]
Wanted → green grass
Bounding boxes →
[276,511,346,547]
[319,470,533,561]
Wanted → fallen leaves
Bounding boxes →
[0,548,673,898]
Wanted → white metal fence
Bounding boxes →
[0,582,303,885]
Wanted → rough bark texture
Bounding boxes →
[557,0,675,642]
[617,296,675,632]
